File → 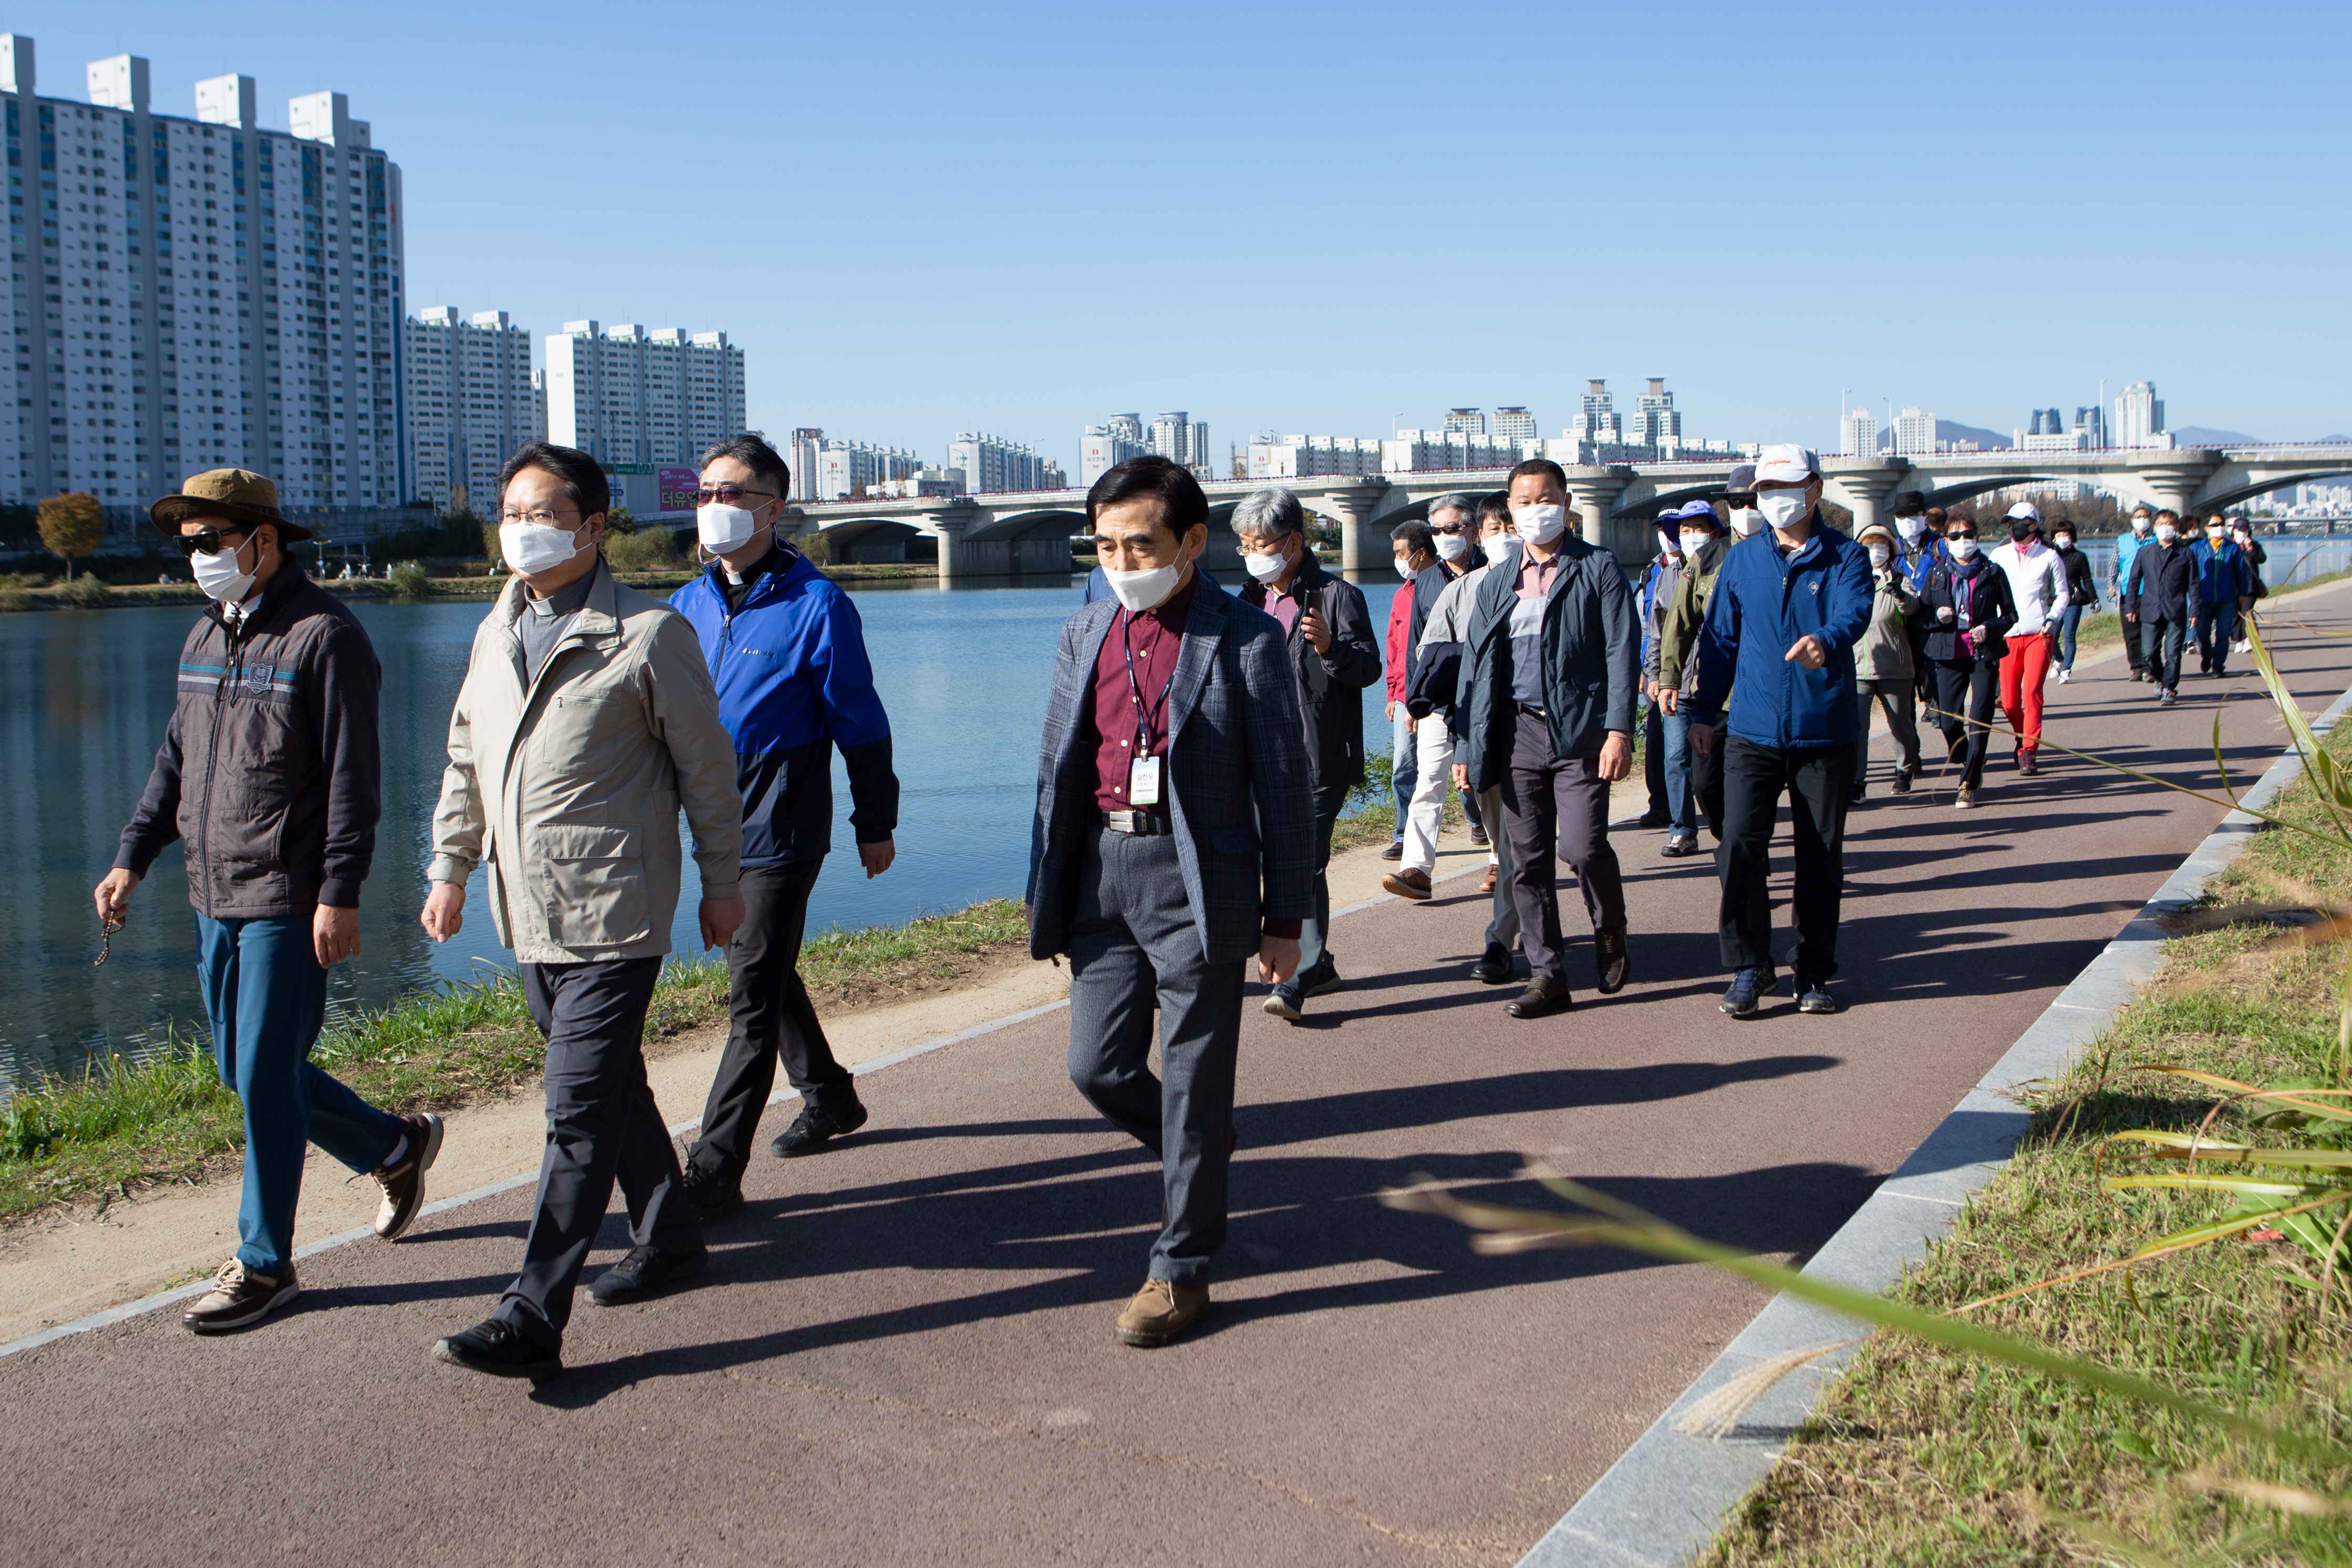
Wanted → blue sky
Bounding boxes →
[44,0,2352,468]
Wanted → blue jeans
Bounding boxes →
[2056,603,2084,671]
[196,915,402,1276]
[1659,708,1696,835]
[1390,705,1416,840]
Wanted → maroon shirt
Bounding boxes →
[1083,573,1299,940]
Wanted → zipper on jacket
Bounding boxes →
[196,606,248,919]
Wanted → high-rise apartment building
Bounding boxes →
[3,39,407,510]
[2115,381,2167,449]
[1892,406,1937,456]
[785,427,824,501]
[1491,406,1536,443]
[1149,410,1212,479]
[404,306,537,514]
[1632,378,1681,448]
[1443,408,1486,436]
[948,431,1060,493]
[811,437,923,501]
[543,319,745,468]
[1080,413,1148,485]
[1247,434,1384,480]
[1839,408,1877,458]
[1568,381,1622,444]
[2073,404,2107,448]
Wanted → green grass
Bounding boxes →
[1702,717,2352,1566]
[0,898,1029,1221]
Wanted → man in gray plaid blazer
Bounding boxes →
[1028,455,1317,1348]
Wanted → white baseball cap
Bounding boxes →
[2005,501,2040,522]
[1752,444,1819,484]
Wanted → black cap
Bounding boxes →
[1888,491,1927,516]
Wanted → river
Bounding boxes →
[0,569,1410,1090]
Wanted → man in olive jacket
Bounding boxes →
[1453,459,1642,1020]
[421,442,745,1383]
[99,468,441,1336]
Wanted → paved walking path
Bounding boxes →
[7,591,2349,1567]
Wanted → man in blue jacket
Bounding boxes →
[1688,445,1874,1019]
[2188,512,2254,678]
[670,433,900,1218]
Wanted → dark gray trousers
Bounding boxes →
[688,859,853,1180]
[1066,829,1244,1289]
[1501,710,1626,984]
[1296,780,1352,979]
[496,957,701,1351]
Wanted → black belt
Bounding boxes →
[1518,702,1549,718]
[1099,809,1171,836]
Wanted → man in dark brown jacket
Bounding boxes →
[96,469,441,1336]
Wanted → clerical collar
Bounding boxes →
[526,560,600,618]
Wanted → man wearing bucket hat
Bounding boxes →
[1644,499,1724,855]
[96,469,441,1335]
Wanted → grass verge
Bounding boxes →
[1702,715,2352,1565]
[0,899,1029,1223]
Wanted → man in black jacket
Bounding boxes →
[1236,486,1383,1020]
[2124,509,2196,705]
[95,469,440,1336]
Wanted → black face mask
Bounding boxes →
[2009,523,2033,542]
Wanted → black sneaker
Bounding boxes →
[679,1161,742,1221]
[1594,928,1630,995]
[1469,941,1518,985]
[1379,841,1404,861]
[769,1097,870,1158]
[1721,967,1769,1018]
[1300,959,1342,998]
[1261,982,1304,1022]
[1848,784,1866,805]
[1467,825,1489,847]
[433,1318,563,1382]
[1891,769,1912,795]
[587,1242,710,1307]
[1636,808,1672,828]
[1795,971,1838,1014]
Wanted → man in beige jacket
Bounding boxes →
[419,441,745,1383]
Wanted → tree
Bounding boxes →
[37,493,103,582]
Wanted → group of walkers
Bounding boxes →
[94,437,2274,1368]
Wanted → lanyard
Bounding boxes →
[1120,608,1180,755]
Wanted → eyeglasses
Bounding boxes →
[695,485,774,507]
[499,507,581,528]
[171,527,254,558]
[1430,521,1466,535]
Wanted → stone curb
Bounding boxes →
[1520,675,2352,1568]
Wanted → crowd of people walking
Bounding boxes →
[89,436,2274,1369]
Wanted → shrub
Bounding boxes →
[388,560,431,597]
[68,570,112,608]
[37,493,104,581]
[605,525,679,572]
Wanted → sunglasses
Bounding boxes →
[695,485,774,507]
[171,527,256,558]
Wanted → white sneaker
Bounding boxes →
[2057,669,2071,683]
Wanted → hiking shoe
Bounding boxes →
[2018,749,2039,777]
[2159,689,2177,708]
[588,1242,710,1307]
[1467,824,1489,847]
[433,1318,563,1382]
[1470,941,1518,985]
[769,1097,869,1158]
[1379,841,1404,861]
[1956,785,1980,808]
[1506,977,1574,1019]
[1114,1279,1209,1347]
[1795,971,1838,1014]
[1478,864,1498,892]
[370,1112,444,1241]
[1382,867,1433,901]
[182,1259,298,1335]
[1891,769,1913,795]
[1262,983,1304,1022]
[1594,928,1630,995]
[1299,959,1342,999]
[679,1161,743,1221]
[1721,968,1770,1019]
[1636,808,1672,828]
[1660,833,1698,857]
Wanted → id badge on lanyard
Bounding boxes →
[1122,608,1177,807]
[1128,753,1163,805]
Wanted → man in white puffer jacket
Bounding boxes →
[1988,501,2069,775]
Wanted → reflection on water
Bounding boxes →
[2,569,1404,1088]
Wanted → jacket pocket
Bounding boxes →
[1208,826,1260,856]
[533,823,651,948]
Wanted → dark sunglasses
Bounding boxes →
[170,526,256,558]
[695,485,774,507]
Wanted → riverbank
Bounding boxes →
[0,559,941,610]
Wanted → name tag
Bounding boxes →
[1128,754,1163,806]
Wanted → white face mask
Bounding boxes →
[1679,531,1710,556]
[2132,516,2152,533]
[501,518,591,577]
[1103,559,1185,612]
[1867,544,1893,568]
[1756,490,1811,531]
[698,502,763,554]
[1434,532,1471,562]
[1242,543,1289,583]
[1896,515,1926,543]
[1394,557,1417,579]
[192,531,262,605]
[1513,503,1568,546]
[2154,524,2178,543]
[1948,536,1980,560]
[1729,507,1764,537]
[2053,536,2074,552]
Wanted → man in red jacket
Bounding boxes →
[1381,523,1438,860]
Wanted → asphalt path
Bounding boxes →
[8,590,2351,1567]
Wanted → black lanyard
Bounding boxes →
[1119,608,1179,756]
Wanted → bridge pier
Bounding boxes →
[1320,492,1380,574]
[1822,459,1906,536]
[1565,468,1634,559]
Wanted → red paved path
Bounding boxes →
[8,593,2350,1566]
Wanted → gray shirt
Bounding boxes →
[520,559,602,683]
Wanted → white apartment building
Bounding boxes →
[543,319,745,468]
[1491,406,1537,443]
[1569,381,1622,444]
[785,427,823,501]
[949,431,1061,493]
[1631,379,1680,447]
[404,306,537,514]
[1080,412,1147,485]
[2115,381,2168,449]
[1382,429,1520,472]
[812,438,923,501]
[1442,408,1486,436]
[1892,406,1937,456]
[5,39,407,511]
[1150,410,1212,478]
[1247,434,1384,480]
[1839,408,1877,458]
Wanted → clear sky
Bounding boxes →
[43,0,2352,468]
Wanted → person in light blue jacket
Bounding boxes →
[1687,444,1873,1021]
[2112,505,2154,681]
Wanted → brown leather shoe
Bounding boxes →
[1478,865,1498,894]
[1382,868,1433,901]
[1114,1279,1209,1347]
[371,1112,444,1240]
[1506,976,1574,1019]
[181,1259,299,1335]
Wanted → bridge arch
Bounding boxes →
[965,506,1088,544]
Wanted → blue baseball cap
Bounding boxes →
[1661,499,1722,528]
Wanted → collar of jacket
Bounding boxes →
[698,541,809,614]
[495,558,623,681]
[205,555,309,641]
[1082,567,1234,737]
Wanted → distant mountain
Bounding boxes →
[1875,418,2014,453]
[2172,425,2262,446]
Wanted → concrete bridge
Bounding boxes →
[782,444,2352,578]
